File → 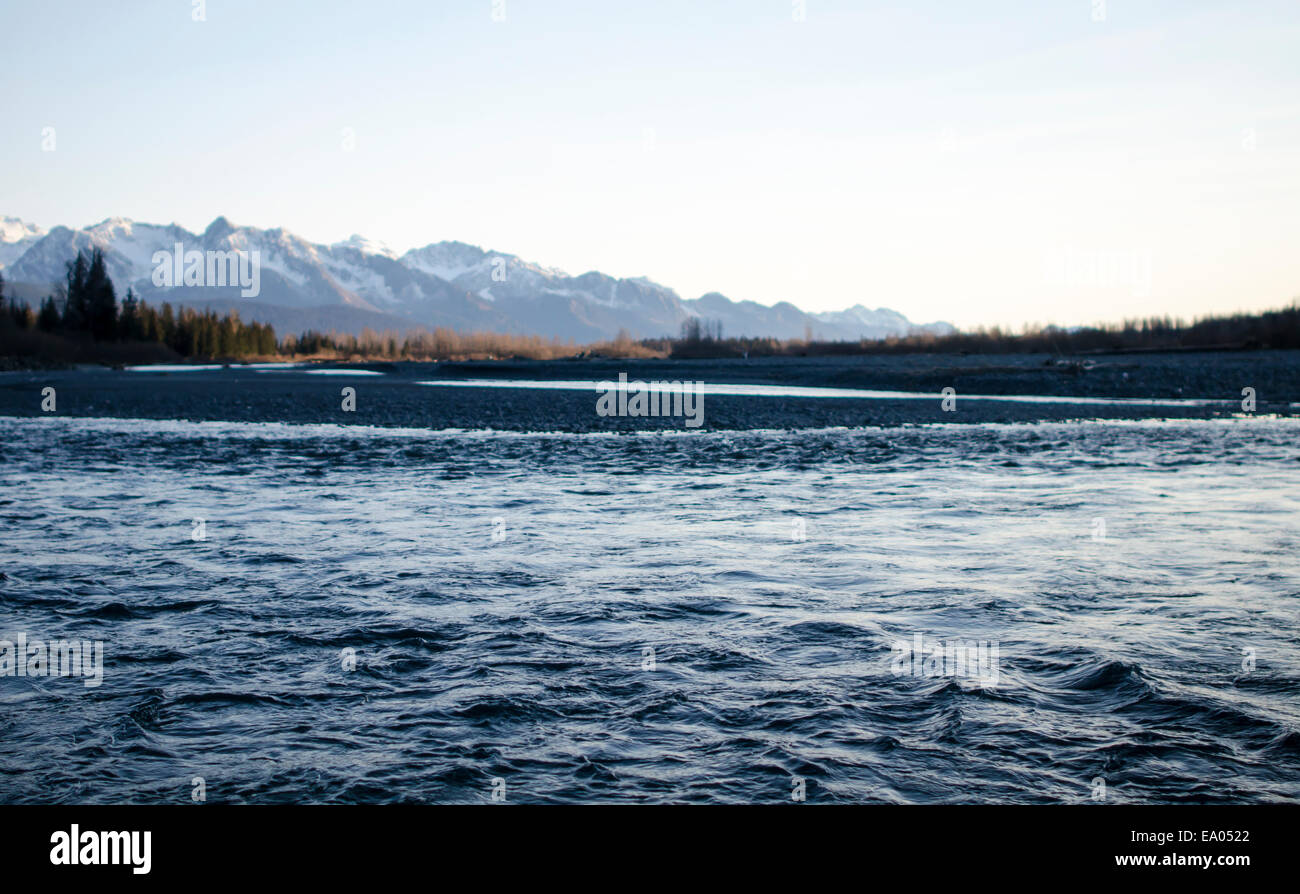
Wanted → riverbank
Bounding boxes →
[1,351,1295,430]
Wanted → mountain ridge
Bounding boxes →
[0,215,956,342]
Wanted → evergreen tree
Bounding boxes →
[37,295,61,332]
[139,302,160,341]
[13,249,281,358]
[120,288,141,340]
[3,276,34,329]
[62,252,92,331]
[85,248,118,340]
[160,302,176,347]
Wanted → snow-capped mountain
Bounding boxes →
[0,215,954,341]
[812,304,956,339]
[0,216,47,270]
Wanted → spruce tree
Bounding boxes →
[139,302,159,342]
[160,302,176,347]
[85,248,118,340]
[37,295,59,331]
[62,252,90,331]
[120,288,140,340]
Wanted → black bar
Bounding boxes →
[2,804,1286,881]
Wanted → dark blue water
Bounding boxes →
[2,410,1298,803]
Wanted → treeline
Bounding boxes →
[278,326,667,361]
[0,249,276,361]
[4,249,1298,366]
[871,305,1300,356]
[659,303,1300,359]
[280,327,579,361]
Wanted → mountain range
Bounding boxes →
[0,215,955,343]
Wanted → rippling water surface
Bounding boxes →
[2,414,1298,803]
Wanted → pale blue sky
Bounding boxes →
[2,0,1297,326]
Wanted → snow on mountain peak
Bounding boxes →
[0,217,47,270]
[401,240,493,281]
[0,212,954,342]
[204,216,236,240]
[333,233,395,258]
[1,216,47,243]
[87,216,137,237]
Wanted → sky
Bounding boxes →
[2,0,1297,328]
